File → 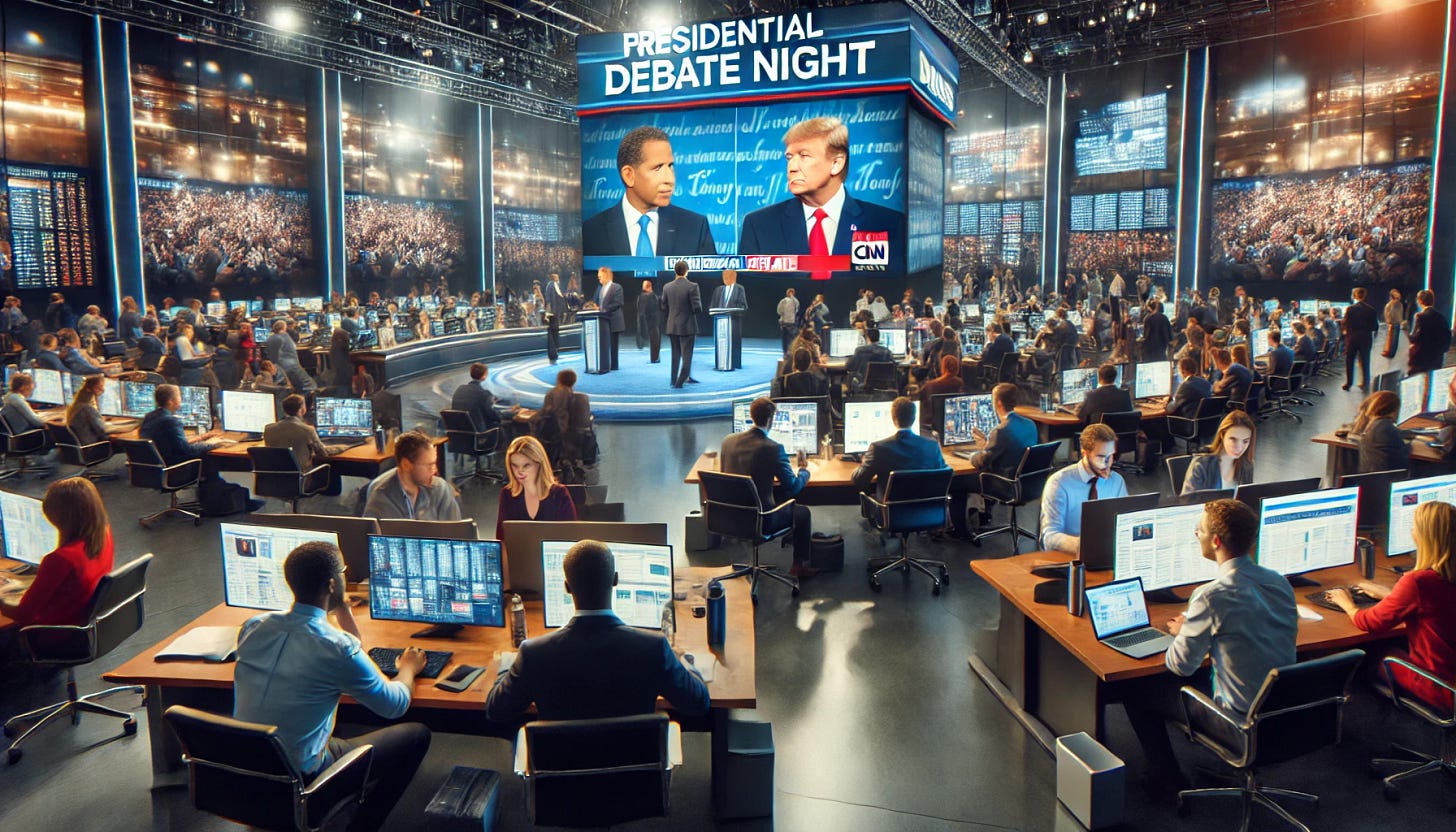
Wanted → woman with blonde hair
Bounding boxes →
[1351,390,1410,473]
[494,435,577,542]
[1329,500,1456,712]
[1181,411,1256,495]
[65,374,126,445]
[0,477,114,627]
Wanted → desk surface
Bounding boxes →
[1013,401,1168,427]
[103,566,755,710]
[0,557,25,629]
[683,444,982,487]
[1311,415,1445,463]
[973,551,1410,684]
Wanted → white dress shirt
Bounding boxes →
[621,198,659,257]
[801,186,847,254]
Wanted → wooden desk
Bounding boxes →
[0,557,28,630]
[104,566,754,784]
[968,550,1410,752]
[1012,401,1167,447]
[1311,416,1444,483]
[682,445,984,504]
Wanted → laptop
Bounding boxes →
[1084,577,1175,659]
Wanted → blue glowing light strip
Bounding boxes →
[1192,48,1211,293]
[94,16,123,316]
[1428,1,1452,295]
[1174,50,1190,300]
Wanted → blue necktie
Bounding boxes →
[636,214,653,258]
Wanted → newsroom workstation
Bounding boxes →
[3,0,1456,831]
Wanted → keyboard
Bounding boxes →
[953,448,978,460]
[1303,586,1379,613]
[1057,404,1079,415]
[325,439,371,453]
[368,647,453,679]
[1107,629,1165,648]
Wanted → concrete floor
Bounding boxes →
[1,345,1454,830]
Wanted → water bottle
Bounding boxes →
[374,423,386,452]
[1040,392,1051,412]
[1067,561,1086,616]
[821,434,834,462]
[509,594,527,647]
[1356,537,1376,581]
[705,580,726,647]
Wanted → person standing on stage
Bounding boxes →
[636,279,662,364]
[542,272,568,365]
[661,260,702,389]
[1343,286,1379,391]
[711,269,748,312]
[777,288,800,355]
[588,266,625,371]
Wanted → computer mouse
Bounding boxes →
[682,653,695,664]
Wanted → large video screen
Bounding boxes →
[1073,93,1169,177]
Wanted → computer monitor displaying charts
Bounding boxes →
[541,540,674,629]
[122,380,156,418]
[206,301,227,318]
[1113,503,1218,591]
[1427,366,1456,412]
[730,399,818,454]
[1387,473,1456,556]
[1060,367,1100,406]
[221,389,276,435]
[879,328,907,356]
[219,523,339,611]
[827,328,863,357]
[29,368,63,405]
[941,394,997,446]
[368,535,505,635]
[1252,329,1271,359]
[178,385,213,431]
[1256,487,1359,577]
[843,400,921,454]
[98,379,124,418]
[1398,374,1426,424]
[1134,361,1172,399]
[0,490,58,566]
[314,397,374,439]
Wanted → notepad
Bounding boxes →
[155,626,240,662]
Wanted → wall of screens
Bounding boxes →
[492,107,581,324]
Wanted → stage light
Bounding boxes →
[203,60,220,73]
[270,7,302,32]
[1034,12,1049,26]
[22,31,43,47]
[1023,49,1035,64]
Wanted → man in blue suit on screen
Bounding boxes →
[582,126,717,258]
[739,116,906,266]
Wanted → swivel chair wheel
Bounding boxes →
[869,577,882,592]
[194,516,202,526]
[931,581,941,596]
[123,717,137,736]
[7,747,20,765]
[940,567,950,584]
[2,723,15,739]
[791,585,800,597]
[1383,784,1400,802]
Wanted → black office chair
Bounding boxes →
[118,438,203,528]
[1165,454,1194,497]
[861,468,953,595]
[974,441,1061,553]
[247,446,330,513]
[164,705,374,832]
[5,554,153,765]
[0,407,52,480]
[1287,359,1316,407]
[1263,367,1303,422]
[47,423,116,480]
[1337,468,1407,533]
[1098,410,1143,474]
[1166,395,1230,455]
[861,361,898,396]
[513,714,678,827]
[699,470,799,602]
[440,409,504,485]
[996,351,1020,385]
[1369,656,1456,800]
[1176,649,1364,832]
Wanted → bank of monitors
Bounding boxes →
[1252,329,1271,359]
[1113,503,1219,592]
[1427,366,1456,412]
[878,328,907,356]
[828,328,863,357]
[28,368,63,406]
[122,380,157,417]
[843,400,921,454]
[1398,374,1426,424]
[205,302,227,318]
[1134,361,1172,400]
[1387,473,1456,557]
[314,397,374,439]
[394,326,416,344]
[1060,367,1100,406]
[220,523,340,611]
[1256,487,1359,577]
[429,320,445,338]
[941,394,997,446]
[178,385,213,431]
[98,379,124,418]
[220,389,276,435]
[729,399,818,454]
[1233,477,1322,516]
[541,540,674,629]
[443,318,465,336]
[368,535,505,631]
[0,490,58,565]
[961,327,985,357]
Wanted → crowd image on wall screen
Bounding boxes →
[1067,231,1175,278]
[344,195,466,295]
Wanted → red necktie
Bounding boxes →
[809,208,829,280]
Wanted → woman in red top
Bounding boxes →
[0,478,114,627]
[494,435,577,543]
[1330,500,1456,713]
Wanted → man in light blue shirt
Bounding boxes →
[1038,423,1128,554]
[234,541,430,831]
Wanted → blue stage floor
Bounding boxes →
[479,337,781,421]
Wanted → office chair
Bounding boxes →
[118,439,203,528]
[1369,656,1456,800]
[46,423,117,480]
[247,446,330,513]
[1263,366,1303,422]
[1287,359,1316,407]
[440,409,504,485]
[164,705,374,832]
[0,407,52,480]
[1098,410,1143,474]
[699,470,800,603]
[1176,649,1364,832]
[973,441,1061,553]
[5,554,153,765]
[1165,395,1229,455]
[514,714,679,827]
[997,351,1020,385]
[861,468,953,595]
[861,361,898,396]
[1165,454,1194,497]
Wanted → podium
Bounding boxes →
[711,308,744,372]
[578,310,612,374]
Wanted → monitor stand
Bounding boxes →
[410,623,463,639]
[1144,588,1186,605]
[1284,575,1321,588]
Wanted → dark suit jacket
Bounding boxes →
[781,371,829,398]
[1344,301,1378,346]
[1408,308,1451,374]
[1268,344,1294,377]
[1169,376,1213,419]
[33,350,66,372]
[1358,417,1411,474]
[636,291,662,334]
[542,280,569,318]
[846,343,893,382]
[484,613,709,722]
[973,412,1038,476]
[851,428,947,496]
[1076,385,1134,425]
[739,192,905,262]
[138,408,210,465]
[661,277,702,336]
[450,381,499,430]
[979,334,1015,372]
[1182,453,1253,495]
[581,203,717,258]
[1213,362,1253,403]
[710,282,748,311]
[593,281,625,333]
[721,426,808,508]
[1141,312,1173,360]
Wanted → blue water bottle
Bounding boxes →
[374,423,386,452]
[705,580,726,647]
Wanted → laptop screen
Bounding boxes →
[1085,577,1152,640]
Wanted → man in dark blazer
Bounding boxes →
[960,382,1040,537]
[1140,300,1173,361]
[581,126,716,258]
[660,261,702,388]
[1265,330,1294,377]
[1076,363,1134,426]
[973,323,1015,377]
[588,267,625,371]
[450,363,500,431]
[720,397,816,576]
[265,319,316,393]
[542,272,569,364]
[846,326,893,389]
[781,348,829,398]
[1168,357,1213,419]
[484,539,709,723]
[1406,289,1451,376]
[710,270,748,311]
[1343,286,1379,391]
[738,116,904,271]
[852,396,947,499]
[32,333,66,372]
[636,279,662,363]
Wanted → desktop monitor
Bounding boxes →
[1427,366,1456,412]
[429,320,445,338]
[394,325,415,344]
[1373,369,1403,394]
[0,490,58,566]
[246,513,380,582]
[1398,374,1426,424]
[1233,478,1322,517]
[29,368,63,405]
[60,372,78,405]
[205,301,227,318]
[541,540,674,629]
[1134,361,1172,400]
[1387,473,1456,557]
[828,328,863,357]
[1028,311,1047,331]
[730,399,818,454]
[843,400,921,454]
[122,380,157,418]
[443,317,464,336]
[228,300,250,313]
[1256,487,1359,576]
[253,324,270,344]
[940,393,997,446]
[1113,503,1219,592]
[328,312,343,329]
[219,523,339,611]
[355,328,379,349]
[1252,329,1271,359]
[500,520,667,595]
[248,300,264,314]
[1263,300,1280,316]
[299,296,324,312]
[178,385,213,431]
[1060,367,1100,406]
[964,304,982,321]
[220,389,277,435]
[879,328,907,356]
[367,535,505,635]
[313,397,374,439]
[97,379,124,418]
[1081,492,1162,571]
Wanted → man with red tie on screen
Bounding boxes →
[738,116,906,276]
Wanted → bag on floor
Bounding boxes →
[198,478,250,516]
